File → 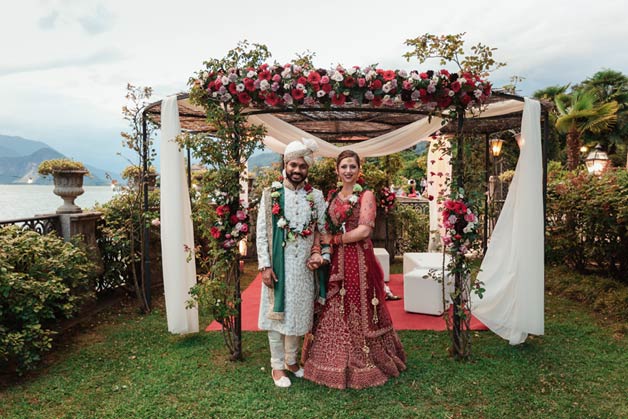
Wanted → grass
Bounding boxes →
[1,266,627,419]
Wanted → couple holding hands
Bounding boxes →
[256,138,406,389]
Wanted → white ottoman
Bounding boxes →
[403,252,453,315]
[373,248,390,282]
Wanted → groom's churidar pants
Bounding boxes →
[268,331,299,370]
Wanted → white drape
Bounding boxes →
[248,100,525,157]
[427,137,451,251]
[160,95,199,334]
[471,98,544,344]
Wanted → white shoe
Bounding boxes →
[272,370,291,388]
[286,364,304,378]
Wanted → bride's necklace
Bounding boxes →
[325,182,365,234]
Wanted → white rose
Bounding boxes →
[277,218,287,228]
[382,82,392,93]
[317,90,326,97]
[236,83,245,92]
[247,70,256,78]
[221,76,229,85]
[259,80,270,91]
[448,90,455,97]
[398,69,408,78]
[331,71,344,82]
[349,195,358,204]
[271,181,283,189]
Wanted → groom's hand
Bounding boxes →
[261,268,277,288]
[307,254,323,271]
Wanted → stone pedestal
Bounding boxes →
[59,211,104,276]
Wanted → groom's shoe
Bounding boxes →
[272,369,291,387]
[286,363,304,378]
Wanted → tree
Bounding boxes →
[554,90,619,170]
[580,69,628,167]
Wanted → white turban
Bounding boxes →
[284,138,318,166]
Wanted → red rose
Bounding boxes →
[237,92,251,105]
[228,83,238,95]
[370,79,382,90]
[272,203,281,215]
[371,96,383,107]
[265,92,280,107]
[291,88,305,101]
[244,78,256,92]
[258,70,271,80]
[460,94,472,106]
[331,93,346,106]
[297,76,307,85]
[304,183,313,192]
[307,71,321,84]
[210,226,221,239]
[302,229,312,236]
[440,69,450,77]
[454,234,462,240]
[310,82,320,91]
[382,70,396,81]
[343,76,355,88]
[420,72,428,79]
[216,205,230,216]
[322,83,332,93]
[230,215,239,225]
[450,81,461,92]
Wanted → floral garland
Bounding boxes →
[441,196,479,255]
[325,181,366,235]
[192,64,491,114]
[270,179,317,241]
[377,186,396,213]
[209,191,249,250]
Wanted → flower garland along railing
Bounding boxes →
[191,64,491,115]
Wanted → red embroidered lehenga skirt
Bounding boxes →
[303,237,406,389]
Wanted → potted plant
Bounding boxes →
[38,159,90,214]
[121,165,158,190]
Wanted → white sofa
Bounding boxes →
[373,248,390,282]
[403,252,453,315]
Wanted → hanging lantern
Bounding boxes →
[585,144,609,175]
[490,138,504,157]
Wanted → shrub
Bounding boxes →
[37,159,89,176]
[546,167,628,281]
[392,203,430,253]
[0,226,95,373]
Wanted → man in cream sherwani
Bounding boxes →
[257,138,327,388]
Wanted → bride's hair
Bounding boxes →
[336,150,360,168]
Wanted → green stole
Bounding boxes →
[269,186,327,320]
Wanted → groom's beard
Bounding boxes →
[286,169,307,185]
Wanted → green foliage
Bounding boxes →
[37,159,88,176]
[403,32,506,78]
[306,157,336,197]
[95,190,160,296]
[391,204,429,253]
[546,167,628,280]
[0,226,95,374]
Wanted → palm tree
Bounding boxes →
[554,90,619,170]
[580,69,628,167]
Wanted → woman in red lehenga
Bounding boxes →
[303,150,406,389]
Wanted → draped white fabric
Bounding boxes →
[471,98,544,345]
[159,95,199,334]
[427,138,451,251]
[248,100,525,157]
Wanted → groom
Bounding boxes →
[256,138,327,388]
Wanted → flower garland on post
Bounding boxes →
[440,188,485,359]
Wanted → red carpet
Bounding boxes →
[206,274,487,331]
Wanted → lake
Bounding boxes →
[0,185,117,221]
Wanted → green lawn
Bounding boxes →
[1,267,627,419]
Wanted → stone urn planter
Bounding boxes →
[52,169,89,213]
[38,159,90,214]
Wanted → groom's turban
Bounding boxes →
[284,138,318,166]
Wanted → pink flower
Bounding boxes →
[236,210,247,221]
[358,78,366,87]
[240,223,249,233]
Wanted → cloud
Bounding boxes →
[0,48,125,77]
[76,3,115,35]
[38,10,60,30]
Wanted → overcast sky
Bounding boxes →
[1,0,627,174]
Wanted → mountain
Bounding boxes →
[0,134,109,185]
[248,151,281,170]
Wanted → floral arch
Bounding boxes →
[143,61,548,361]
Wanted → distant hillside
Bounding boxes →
[0,135,51,158]
[248,151,281,170]
[0,134,109,185]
